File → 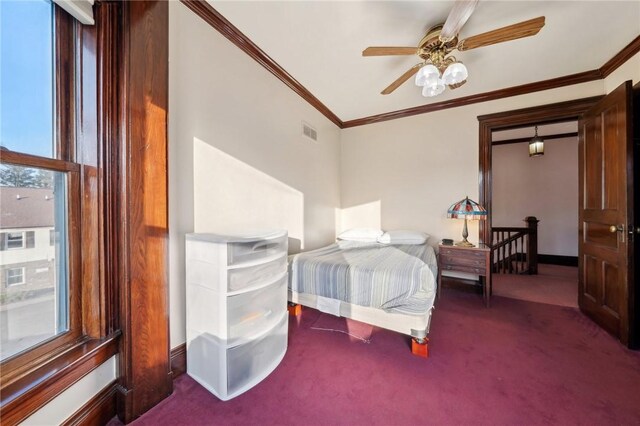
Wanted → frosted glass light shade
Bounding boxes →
[442,62,468,85]
[422,78,445,97]
[415,64,440,87]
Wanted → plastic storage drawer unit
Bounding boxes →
[186,230,288,401]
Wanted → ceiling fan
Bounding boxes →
[362,0,545,97]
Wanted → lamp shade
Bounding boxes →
[442,62,468,85]
[447,197,486,247]
[422,78,445,97]
[415,64,440,87]
[447,196,487,220]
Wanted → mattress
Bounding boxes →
[289,241,437,315]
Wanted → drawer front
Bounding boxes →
[227,235,287,266]
[440,253,486,268]
[227,254,288,292]
[439,247,487,258]
[227,274,287,344]
[227,313,288,396]
[440,263,486,275]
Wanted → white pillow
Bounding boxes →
[377,230,429,245]
[337,228,384,242]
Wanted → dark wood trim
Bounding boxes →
[91,1,123,335]
[61,380,118,426]
[116,1,172,422]
[0,150,80,172]
[538,254,579,267]
[630,83,640,349]
[600,35,640,78]
[0,336,119,426]
[492,131,578,146]
[179,0,343,128]
[343,70,602,128]
[170,344,187,379]
[55,5,76,162]
[478,96,602,245]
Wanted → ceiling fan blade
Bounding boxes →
[440,0,479,42]
[363,47,419,56]
[381,63,423,95]
[458,16,545,51]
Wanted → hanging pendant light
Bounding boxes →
[529,125,544,157]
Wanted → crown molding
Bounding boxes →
[600,35,640,78]
[180,0,343,128]
[341,70,601,128]
[181,1,640,129]
[492,131,578,146]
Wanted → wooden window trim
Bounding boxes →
[0,4,120,424]
[0,335,119,425]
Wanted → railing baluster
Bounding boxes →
[517,235,521,274]
[491,216,539,275]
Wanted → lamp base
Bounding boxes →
[456,218,475,247]
[455,239,475,247]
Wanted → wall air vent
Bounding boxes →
[302,122,318,142]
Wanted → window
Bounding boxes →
[0,0,79,366]
[0,1,122,421]
[5,232,25,250]
[5,268,25,287]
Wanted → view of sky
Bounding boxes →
[0,0,54,158]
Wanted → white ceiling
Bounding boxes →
[210,1,640,122]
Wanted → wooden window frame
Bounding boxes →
[0,5,118,424]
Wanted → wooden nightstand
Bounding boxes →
[438,243,492,307]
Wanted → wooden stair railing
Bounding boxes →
[491,216,539,274]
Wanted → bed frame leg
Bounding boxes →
[411,337,429,358]
[288,302,302,316]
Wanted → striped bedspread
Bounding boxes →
[289,241,437,315]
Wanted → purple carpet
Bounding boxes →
[115,290,640,425]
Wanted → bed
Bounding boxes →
[288,238,438,347]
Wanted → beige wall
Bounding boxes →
[340,81,604,248]
[492,137,579,256]
[168,2,341,348]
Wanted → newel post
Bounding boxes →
[525,216,539,274]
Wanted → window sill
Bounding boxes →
[0,333,119,425]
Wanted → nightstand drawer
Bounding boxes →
[439,247,486,258]
[439,253,486,269]
[440,263,486,275]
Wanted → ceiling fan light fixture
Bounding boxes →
[415,64,440,86]
[442,61,468,85]
[422,78,445,97]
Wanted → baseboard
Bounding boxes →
[59,346,185,426]
[539,254,578,266]
[171,343,187,379]
[61,380,118,426]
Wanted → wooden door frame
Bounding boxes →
[477,96,603,245]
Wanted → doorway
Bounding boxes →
[490,122,579,307]
[477,89,637,347]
